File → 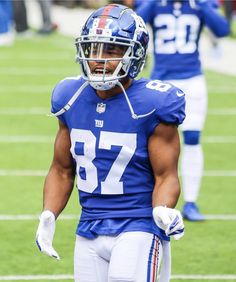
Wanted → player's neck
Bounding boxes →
[96,78,133,99]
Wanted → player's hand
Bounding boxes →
[153,206,184,240]
[36,210,60,260]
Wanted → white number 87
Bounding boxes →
[70,129,137,195]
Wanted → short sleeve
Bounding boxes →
[51,76,83,125]
[155,86,186,126]
[51,81,67,124]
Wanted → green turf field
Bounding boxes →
[0,33,236,282]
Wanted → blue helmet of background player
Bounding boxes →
[75,4,149,90]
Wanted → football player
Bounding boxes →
[36,4,185,282]
[136,0,230,221]
[0,0,14,46]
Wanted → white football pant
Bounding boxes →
[167,75,207,202]
[168,75,207,131]
[74,232,163,282]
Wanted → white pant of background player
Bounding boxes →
[167,75,208,204]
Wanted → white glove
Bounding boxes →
[153,206,185,240]
[36,210,60,260]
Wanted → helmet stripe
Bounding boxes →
[98,5,116,29]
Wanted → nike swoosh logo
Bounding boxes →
[176,91,185,97]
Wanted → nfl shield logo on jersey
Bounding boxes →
[96,103,106,114]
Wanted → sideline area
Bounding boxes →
[26,1,236,77]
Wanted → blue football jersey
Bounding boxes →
[136,0,230,80]
[51,76,185,240]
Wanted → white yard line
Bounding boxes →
[208,108,236,115]
[0,107,236,115]
[0,136,54,143]
[0,274,236,281]
[0,170,47,176]
[202,136,236,143]
[207,87,236,94]
[0,135,236,144]
[0,214,235,221]
[0,67,74,76]
[0,169,236,177]
[0,275,73,281]
[0,214,79,220]
[0,53,71,61]
[0,108,49,115]
[204,215,236,220]
[0,84,235,93]
[172,275,236,280]
[203,170,236,176]
[0,86,52,93]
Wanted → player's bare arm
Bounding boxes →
[149,122,180,209]
[149,123,184,240]
[43,120,75,218]
[36,121,75,259]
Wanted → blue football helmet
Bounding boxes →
[75,4,149,90]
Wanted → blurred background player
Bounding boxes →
[222,0,236,36]
[36,4,185,281]
[136,0,230,221]
[37,0,57,34]
[0,0,14,46]
[12,0,29,35]
[12,0,57,36]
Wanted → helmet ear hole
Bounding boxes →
[135,48,144,58]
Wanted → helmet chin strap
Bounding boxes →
[50,79,155,120]
[50,81,90,117]
[117,81,155,120]
[189,0,196,9]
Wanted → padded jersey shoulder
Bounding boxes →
[135,78,186,125]
[51,76,86,114]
